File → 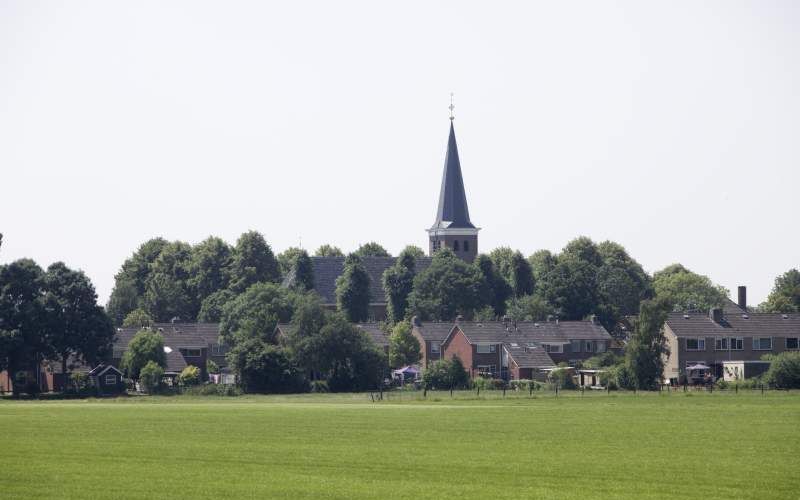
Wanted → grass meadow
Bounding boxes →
[1,391,798,499]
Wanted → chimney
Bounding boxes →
[737,286,747,311]
[411,316,422,327]
[709,308,723,324]
[589,314,597,325]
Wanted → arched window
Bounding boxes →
[463,240,469,252]
[453,240,460,251]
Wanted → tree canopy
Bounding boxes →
[408,248,486,321]
[761,269,800,313]
[652,264,728,312]
[388,321,420,368]
[382,251,416,323]
[314,244,344,257]
[230,231,280,292]
[353,242,391,258]
[219,282,298,345]
[121,329,166,380]
[335,254,371,322]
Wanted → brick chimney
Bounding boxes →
[737,286,747,311]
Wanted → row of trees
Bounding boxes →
[0,258,114,395]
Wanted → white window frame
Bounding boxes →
[786,338,799,350]
[686,338,705,351]
[752,337,772,351]
[430,341,441,354]
[730,337,743,350]
[104,374,117,385]
[476,344,496,354]
[714,338,728,350]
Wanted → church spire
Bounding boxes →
[431,117,474,230]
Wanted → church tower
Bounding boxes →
[428,104,479,262]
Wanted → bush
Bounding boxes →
[310,380,329,393]
[763,352,800,389]
[509,379,539,391]
[178,365,201,386]
[548,368,576,390]
[422,357,470,390]
[68,372,89,393]
[207,359,220,375]
[139,361,164,394]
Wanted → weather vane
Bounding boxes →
[449,92,455,121]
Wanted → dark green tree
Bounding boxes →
[219,282,298,345]
[653,264,728,311]
[388,321,421,368]
[189,236,233,303]
[120,329,166,380]
[197,289,235,323]
[283,249,314,291]
[122,308,153,328]
[624,298,670,390]
[762,269,800,313]
[399,245,425,259]
[106,237,169,325]
[277,247,305,280]
[382,251,416,323]
[314,244,344,257]
[143,241,196,322]
[230,231,280,292]
[354,242,391,258]
[528,249,557,288]
[475,254,511,317]
[509,251,535,297]
[538,255,598,320]
[408,248,487,321]
[505,294,554,321]
[226,338,307,393]
[317,314,386,392]
[335,254,371,322]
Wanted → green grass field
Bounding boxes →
[1,391,798,499]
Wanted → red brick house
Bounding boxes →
[410,317,455,367]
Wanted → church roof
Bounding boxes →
[311,256,432,305]
[430,122,475,230]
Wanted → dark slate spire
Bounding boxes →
[431,122,474,229]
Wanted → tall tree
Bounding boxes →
[335,254,371,322]
[388,321,421,368]
[594,241,652,330]
[399,245,425,259]
[277,247,305,280]
[314,244,344,257]
[354,242,391,258]
[624,298,670,390]
[317,313,386,392]
[528,249,557,288]
[123,308,153,329]
[197,289,235,323]
[44,262,115,377]
[283,249,315,291]
[382,250,416,323]
[762,269,800,313]
[285,294,329,380]
[509,251,535,297]
[230,231,280,292]
[0,259,50,395]
[653,264,728,311]
[106,237,168,325]
[408,248,487,321]
[189,236,233,303]
[226,338,307,393]
[120,329,166,380]
[475,254,511,317]
[219,282,298,345]
[538,255,598,320]
[143,241,196,322]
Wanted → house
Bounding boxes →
[299,118,479,321]
[410,317,455,367]
[88,364,125,395]
[113,326,210,381]
[0,358,90,394]
[662,288,799,384]
[440,318,613,380]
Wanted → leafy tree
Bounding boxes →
[143,241,196,322]
[44,262,115,377]
[139,360,164,393]
[283,249,314,291]
[335,254,371,322]
[624,298,670,390]
[538,255,598,320]
[121,329,166,380]
[105,278,139,327]
[354,242,391,258]
[475,254,511,317]
[314,244,344,257]
[594,241,651,330]
[0,259,50,396]
[123,308,153,328]
[285,294,328,380]
[408,248,487,321]
[388,321,421,368]
[219,282,298,345]
[653,264,728,311]
[509,251,534,297]
[189,236,233,303]
[421,356,470,390]
[399,245,425,259]
[528,249,557,287]
[505,294,554,321]
[317,314,386,392]
[106,238,169,325]
[762,269,800,313]
[763,352,800,388]
[178,365,201,386]
[277,247,305,279]
[197,289,235,323]
[226,338,307,393]
[489,247,515,284]
[230,231,280,292]
[382,251,416,322]
[561,236,603,267]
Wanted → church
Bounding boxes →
[311,115,479,320]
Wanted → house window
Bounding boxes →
[105,374,117,385]
[786,338,799,350]
[477,365,496,377]
[543,344,563,354]
[182,348,202,357]
[430,341,441,354]
[571,340,581,353]
[584,341,593,353]
[715,338,728,350]
[463,240,469,252]
[596,341,607,353]
[453,240,460,251]
[752,337,772,350]
[476,344,496,354]
[686,338,705,351]
[716,337,743,350]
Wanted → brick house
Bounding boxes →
[440,319,613,380]
[113,326,209,381]
[410,317,455,367]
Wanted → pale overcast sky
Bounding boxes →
[1,1,798,306]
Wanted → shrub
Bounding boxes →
[763,352,800,389]
[68,372,89,393]
[310,380,329,393]
[139,361,164,394]
[509,379,537,391]
[548,368,576,390]
[178,365,201,386]
[207,359,220,375]
[422,357,470,390]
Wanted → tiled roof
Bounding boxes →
[412,322,456,341]
[164,348,188,374]
[115,324,212,349]
[451,321,612,344]
[311,256,432,305]
[503,343,556,369]
[355,323,390,348]
[665,312,800,338]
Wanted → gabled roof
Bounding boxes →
[411,322,456,342]
[430,122,475,230]
[503,344,556,369]
[88,364,123,377]
[444,321,612,345]
[115,325,211,349]
[311,256,432,305]
[665,312,800,338]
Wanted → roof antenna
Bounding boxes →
[449,92,455,121]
